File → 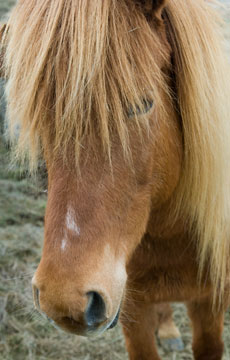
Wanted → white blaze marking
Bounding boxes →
[61,206,80,251]
[66,206,80,236]
[61,238,67,251]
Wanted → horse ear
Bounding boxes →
[152,0,167,19]
[137,0,167,20]
[0,24,7,78]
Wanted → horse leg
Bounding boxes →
[187,297,225,360]
[121,301,161,360]
[156,303,184,352]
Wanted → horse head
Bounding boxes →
[27,0,180,335]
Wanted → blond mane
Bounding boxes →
[3,0,230,303]
[4,0,168,166]
[166,0,230,303]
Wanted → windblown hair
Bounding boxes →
[4,0,168,166]
[3,0,230,302]
[165,0,230,302]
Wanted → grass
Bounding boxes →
[0,0,230,359]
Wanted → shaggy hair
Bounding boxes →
[4,0,169,165]
[2,0,230,304]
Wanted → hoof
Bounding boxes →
[159,337,184,352]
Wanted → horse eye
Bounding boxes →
[127,99,154,118]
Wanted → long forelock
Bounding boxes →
[5,0,169,169]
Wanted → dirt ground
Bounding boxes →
[0,1,230,359]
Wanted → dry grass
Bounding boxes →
[0,0,230,359]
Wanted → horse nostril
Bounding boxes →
[85,291,106,327]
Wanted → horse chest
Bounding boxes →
[127,234,212,302]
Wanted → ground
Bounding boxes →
[0,0,230,359]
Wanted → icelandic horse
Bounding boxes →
[1,0,230,359]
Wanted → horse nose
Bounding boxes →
[85,291,107,327]
[58,292,107,333]
[32,283,107,333]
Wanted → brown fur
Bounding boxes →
[2,0,230,358]
[156,303,181,340]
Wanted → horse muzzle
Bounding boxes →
[32,283,121,336]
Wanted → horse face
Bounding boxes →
[32,133,156,336]
[29,0,174,337]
